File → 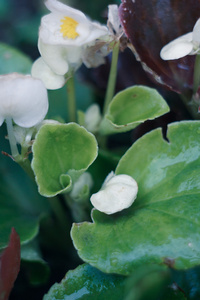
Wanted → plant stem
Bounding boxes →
[103,41,120,115]
[48,196,70,231]
[5,117,19,158]
[193,54,200,94]
[66,75,76,122]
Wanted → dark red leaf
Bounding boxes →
[0,228,20,300]
[119,0,200,92]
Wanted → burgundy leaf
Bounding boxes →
[0,228,20,300]
[119,0,200,92]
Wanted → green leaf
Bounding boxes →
[43,263,126,300]
[0,124,50,250]
[0,43,32,74]
[21,241,50,286]
[123,265,186,300]
[71,121,200,275]
[99,85,169,135]
[32,123,98,197]
[0,200,39,250]
[43,263,187,300]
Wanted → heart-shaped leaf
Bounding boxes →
[71,121,200,275]
[32,123,98,197]
[99,85,169,135]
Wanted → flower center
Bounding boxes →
[60,16,79,39]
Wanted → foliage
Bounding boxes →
[0,0,200,299]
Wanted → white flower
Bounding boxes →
[0,73,48,127]
[160,18,200,60]
[90,171,138,214]
[31,0,109,89]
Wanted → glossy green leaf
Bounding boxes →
[32,123,98,197]
[71,121,200,275]
[99,86,169,135]
[43,263,186,300]
[0,43,32,74]
[43,263,126,300]
[123,265,185,300]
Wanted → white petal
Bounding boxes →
[108,4,121,34]
[38,38,84,74]
[77,21,108,45]
[31,57,66,89]
[192,18,200,46]
[45,0,86,20]
[39,13,89,46]
[40,12,108,47]
[160,33,193,60]
[90,174,138,214]
[0,73,49,128]
[38,38,69,75]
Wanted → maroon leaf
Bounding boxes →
[119,0,200,92]
[0,228,20,300]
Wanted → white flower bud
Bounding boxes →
[90,172,138,214]
[70,172,93,202]
[84,104,102,133]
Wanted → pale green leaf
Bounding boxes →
[32,123,98,197]
[99,86,169,135]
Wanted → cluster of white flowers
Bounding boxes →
[31,0,121,89]
[0,1,122,154]
[0,2,138,214]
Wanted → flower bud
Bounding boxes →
[90,172,138,214]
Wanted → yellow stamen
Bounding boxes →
[60,16,79,39]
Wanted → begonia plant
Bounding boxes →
[0,0,200,299]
